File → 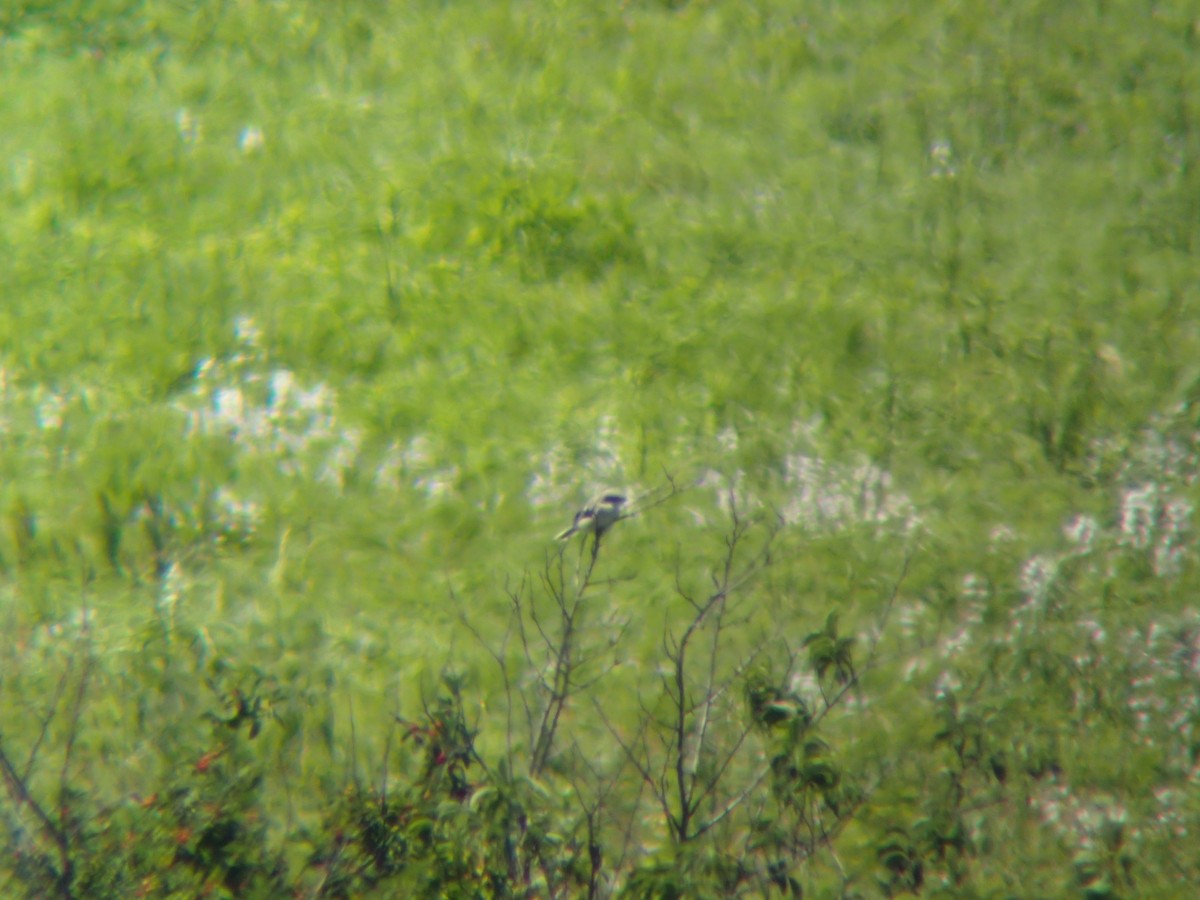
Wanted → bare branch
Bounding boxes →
[0,743,68,861]
[21,656,74,785]
[693,762,773,839]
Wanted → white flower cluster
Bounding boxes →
[179,317,362,489]
[692,419,920,535]
[374,434,460,498]
[1117,484,1193,577]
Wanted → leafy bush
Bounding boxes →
[2,0,1199,896]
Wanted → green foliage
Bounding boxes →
[298,678,597,897]
[2,0,1200,895]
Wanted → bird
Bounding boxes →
[556,493,627,541]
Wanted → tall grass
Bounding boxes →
[1,0,1198,894]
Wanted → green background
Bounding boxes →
[1,1,1198,895]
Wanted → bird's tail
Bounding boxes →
[555,525,577,541]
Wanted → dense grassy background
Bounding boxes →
[2,0,1199,895]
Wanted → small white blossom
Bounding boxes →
[930,140,957,178]
[238,126,265,153]
[933,669,961,698]
[1119,483,1158,548]
[1018,554,1058,607]
[36,391,65,430]
[176,108,201,143]
[234,315,262,347]
[988,524,1016,549]
[717,426,739,453]
[960,572,989,601]
[1063,514,1098,549]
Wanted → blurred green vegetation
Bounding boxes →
[1,0,1198,895]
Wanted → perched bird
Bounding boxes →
[556,493,627,541]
